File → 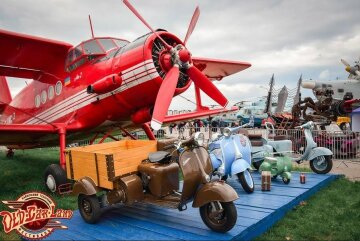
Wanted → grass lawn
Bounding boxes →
[0,148,359,240]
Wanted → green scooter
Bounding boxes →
[259,155,292,184]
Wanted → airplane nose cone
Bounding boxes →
[301,81,316,89]
[179,49,191,63]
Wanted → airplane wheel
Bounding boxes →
[200,201,237,233]
[44,164,67,193]
[6,150,14,158]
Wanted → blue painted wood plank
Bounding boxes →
[44,173,339,241]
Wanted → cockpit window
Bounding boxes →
[98,39,117,51]
[83,40,104,54]
[114,39,128,48]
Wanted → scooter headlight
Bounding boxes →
[223,127,231,137]
[194,132,205,146]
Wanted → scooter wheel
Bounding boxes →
[237,169,254,193]
[282,177,290,184]
[252,161,263,170]
[200,201,237,233]
[78,194,101,224]
[310,155,333,174]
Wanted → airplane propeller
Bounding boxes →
[341,58,360,76]
[123,0,229,130]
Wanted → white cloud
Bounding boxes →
[1,0,360,106]
[319,70,330,80]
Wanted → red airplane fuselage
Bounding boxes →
[1,31,191,145]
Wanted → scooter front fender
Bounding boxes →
[192,181,238,208]
[307,147,333,161]
[231,158,251,176]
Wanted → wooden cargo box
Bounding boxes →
[65,140,157,190]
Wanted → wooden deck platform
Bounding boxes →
[46,172,339,241]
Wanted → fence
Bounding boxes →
[77,126,360,161]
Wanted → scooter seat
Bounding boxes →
[274,135,287,141]
[148,151,171,163]
[251,140,263,146]
[248,134,262,140]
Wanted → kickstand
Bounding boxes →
[337,161,349,168]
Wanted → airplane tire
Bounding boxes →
[44,164,67,193]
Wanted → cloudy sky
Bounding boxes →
[1,0,360,110]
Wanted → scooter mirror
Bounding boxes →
[223,127,231,137]
[194,132,205,146]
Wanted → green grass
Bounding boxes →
[256,177,360,241]
[0,149,359,240]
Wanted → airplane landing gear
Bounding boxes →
[6,149,14,158]
[44,164,67,193]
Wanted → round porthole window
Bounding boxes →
[35,95,41,107]
[48,86,55,100]
[41,90,47,104]
[55,81,62,95]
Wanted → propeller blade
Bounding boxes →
[341,58,350,67]
[183,6,200,45]
[151,66,180,130]
[123,0,171,50]
[187,66,228,107]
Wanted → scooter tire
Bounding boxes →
[200,201,237,233]
[237,170,254,193]
[282,176,290,184]
[310,155,333,174]
[252,161,263,170]
[78,194,101,224]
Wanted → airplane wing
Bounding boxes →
[192,57,251,80]
[163,106,238,123]
[0,124,58,147]
[0,29,72,83]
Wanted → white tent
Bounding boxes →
[351,107,360,132]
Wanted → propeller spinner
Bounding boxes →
[123,0,229,130]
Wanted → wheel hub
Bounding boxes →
[46,175,56,192]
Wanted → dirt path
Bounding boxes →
[295,158,360,181]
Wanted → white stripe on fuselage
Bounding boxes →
[25,59,159,125]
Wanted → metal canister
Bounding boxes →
[300,173,306,184]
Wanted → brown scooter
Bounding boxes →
[73,133,239,233]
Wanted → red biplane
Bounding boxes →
[0,0,251,191]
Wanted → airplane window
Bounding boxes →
[35,95,41,107]
[48,86,55,100]
[83,40,104,54]
[98,39,117,51]
[41,90,47,104]
[73,46,83,59]
[55,81,62,95]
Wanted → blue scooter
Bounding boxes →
[209,125,254,193]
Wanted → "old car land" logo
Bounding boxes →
[0,191,73,240]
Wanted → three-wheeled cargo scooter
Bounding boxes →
[209,125,255,193]
[69,134,239,233]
